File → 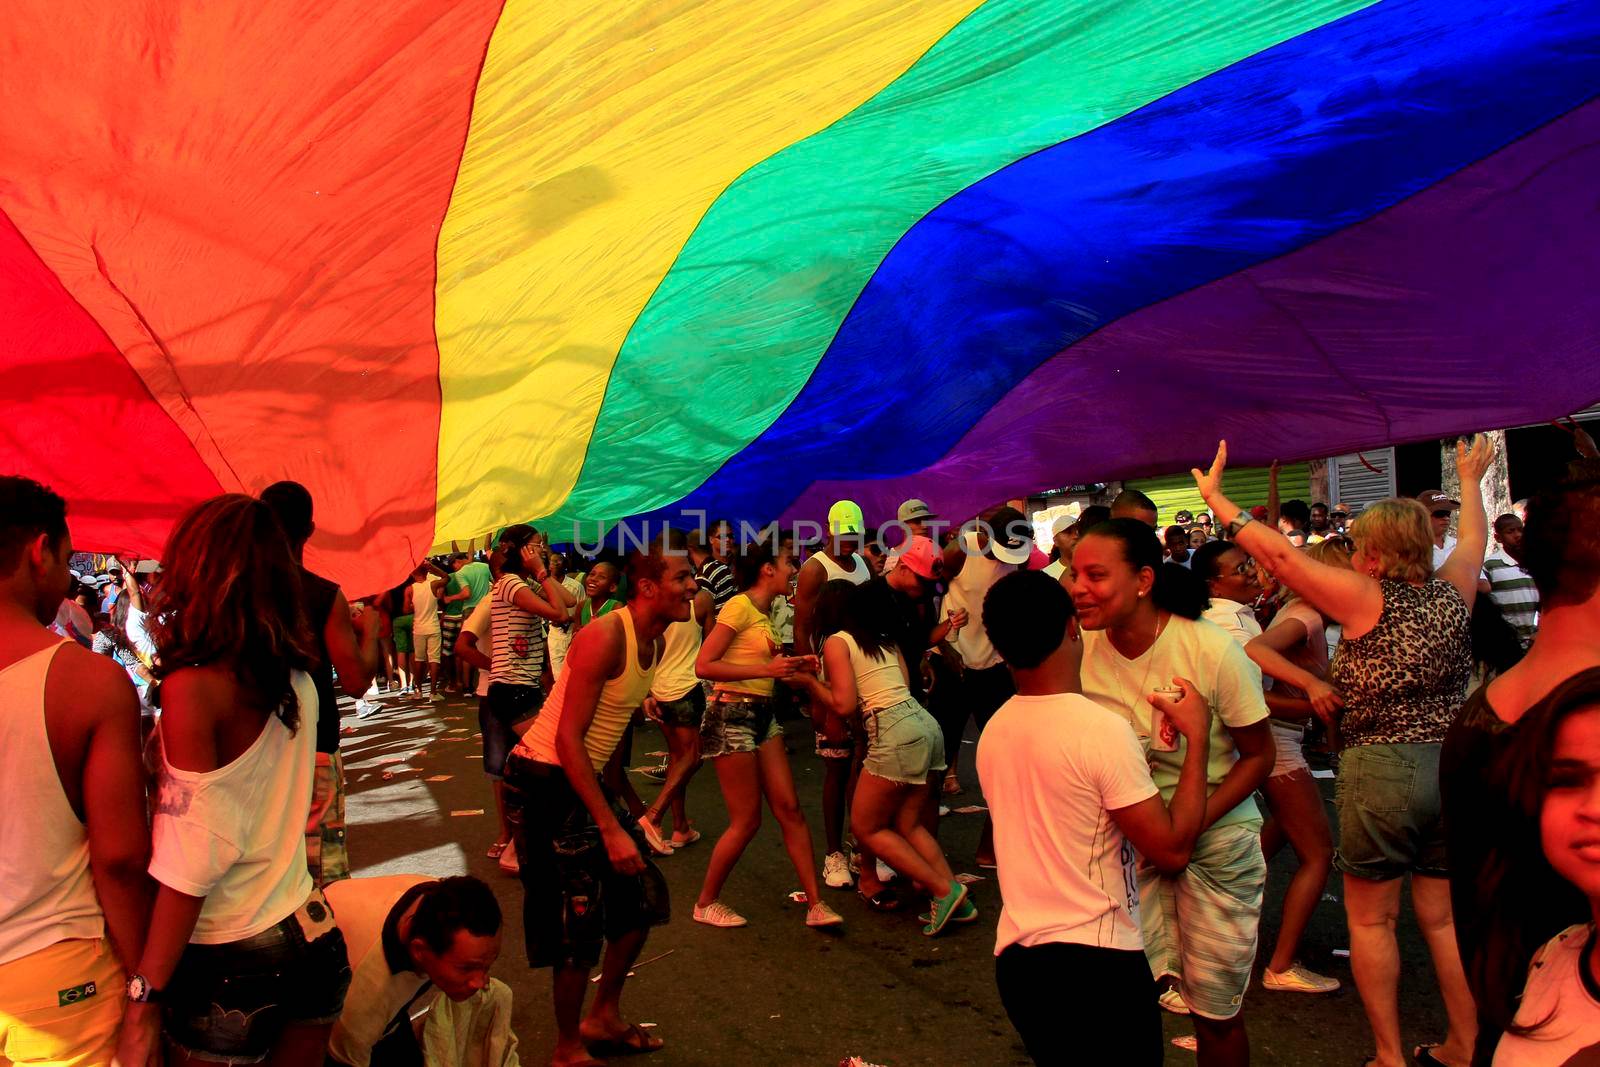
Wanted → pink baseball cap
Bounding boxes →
[898,536,940,580]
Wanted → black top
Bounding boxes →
[300,566,341,755]
[1441,667,1600,1066]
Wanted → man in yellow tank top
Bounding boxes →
[503,531,697,1065]
[0,477,157,1066]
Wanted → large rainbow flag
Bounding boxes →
[6,0,1599,593]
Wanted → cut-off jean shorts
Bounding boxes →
[861,697,947,785]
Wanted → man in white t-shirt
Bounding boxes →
[978,570,1212,1065]
[1419,489,1460,571]
[406,564,446,700]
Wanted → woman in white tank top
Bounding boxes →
[792,580,972,935]
[123,495,352,1062]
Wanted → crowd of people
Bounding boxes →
[4,420,1598,1066]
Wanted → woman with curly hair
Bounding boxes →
[125,495,351,1065]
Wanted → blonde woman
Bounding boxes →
[1194,436,1494,1067]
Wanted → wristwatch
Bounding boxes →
[1226,513,1255,539]
[126,974,162,1002]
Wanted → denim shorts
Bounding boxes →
[482,683,544,778]
[164,890,351,1062]
[700,692,782,758]
[1333,742,1448,881]
[655,685,705,729]
[862,698,947,785]
[504,754,670,969]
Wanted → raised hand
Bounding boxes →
[1454,432,1496,484]
[1191,441,1229,504]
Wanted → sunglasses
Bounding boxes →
[1431,509,1453,520]
[1230,560,1254,576]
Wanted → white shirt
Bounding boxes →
[1201,598,1262,647]
[977,693,1157,954]
[1043,559,1066,580]
[461,597,493,698]
[831,631,911,712]
[1494,924,1600,1065]
[943,532,1016,670]
[150,671,318,943]
[411,579,441,636]
[1433,534,1458,572]
[1080,616,1269,831]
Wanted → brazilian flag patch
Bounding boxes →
[57,981,97,1007]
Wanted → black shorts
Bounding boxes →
[962,663,1016,731]
[655,686,706,729]
[485,682,544,728]
[163,890,351,1062]
[504,754,670,969]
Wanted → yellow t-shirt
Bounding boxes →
[715,593,779,696]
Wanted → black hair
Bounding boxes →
[0,476,68,577]
[732,542,776,592]
[837,580,902,663]
[625,529,687,591]
[1189,539,1241,585]
[1311,501,1329,512]
[691,518,733,553]
[1522,462,1600,609]
[497,524,540,577]
[985,570,1074,669]
[1079,504,1112,528]
[1469,671,1600,1038]
[1083,518,1208,619]
[1163,525,1188,546]
[1280,499,1312,531]
[259,480,314,545]
[1110,489,1157,519]
[410,876,503,954]
[809,578,856,655]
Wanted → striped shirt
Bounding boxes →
[491,574,547,686]
[1482,550,1540,648]
[696,559,736,614]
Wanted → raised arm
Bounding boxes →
[507,546,570,623]
[1435,434,1496,608]
[1194,441,1382,632]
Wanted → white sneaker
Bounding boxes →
[1263,963,1341,994]
[823,851,853,889]
[1159,987,1191,1015]
[637,814,674,857]
[692,901,747,928]
[805,901,844,927]
[354,699,381,719]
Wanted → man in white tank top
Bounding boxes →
[792,501,875,887]
[503,533,698,1065]
[0,477,157,1065]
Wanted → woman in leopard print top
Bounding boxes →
[1329,579,1471,747]
[1194,435,1495,1067]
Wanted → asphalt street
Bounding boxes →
[342,689,1455,1066]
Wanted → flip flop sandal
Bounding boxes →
[1413,1045,1447,1067]
[486,840,509,859]
[585,1022,664,1057]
